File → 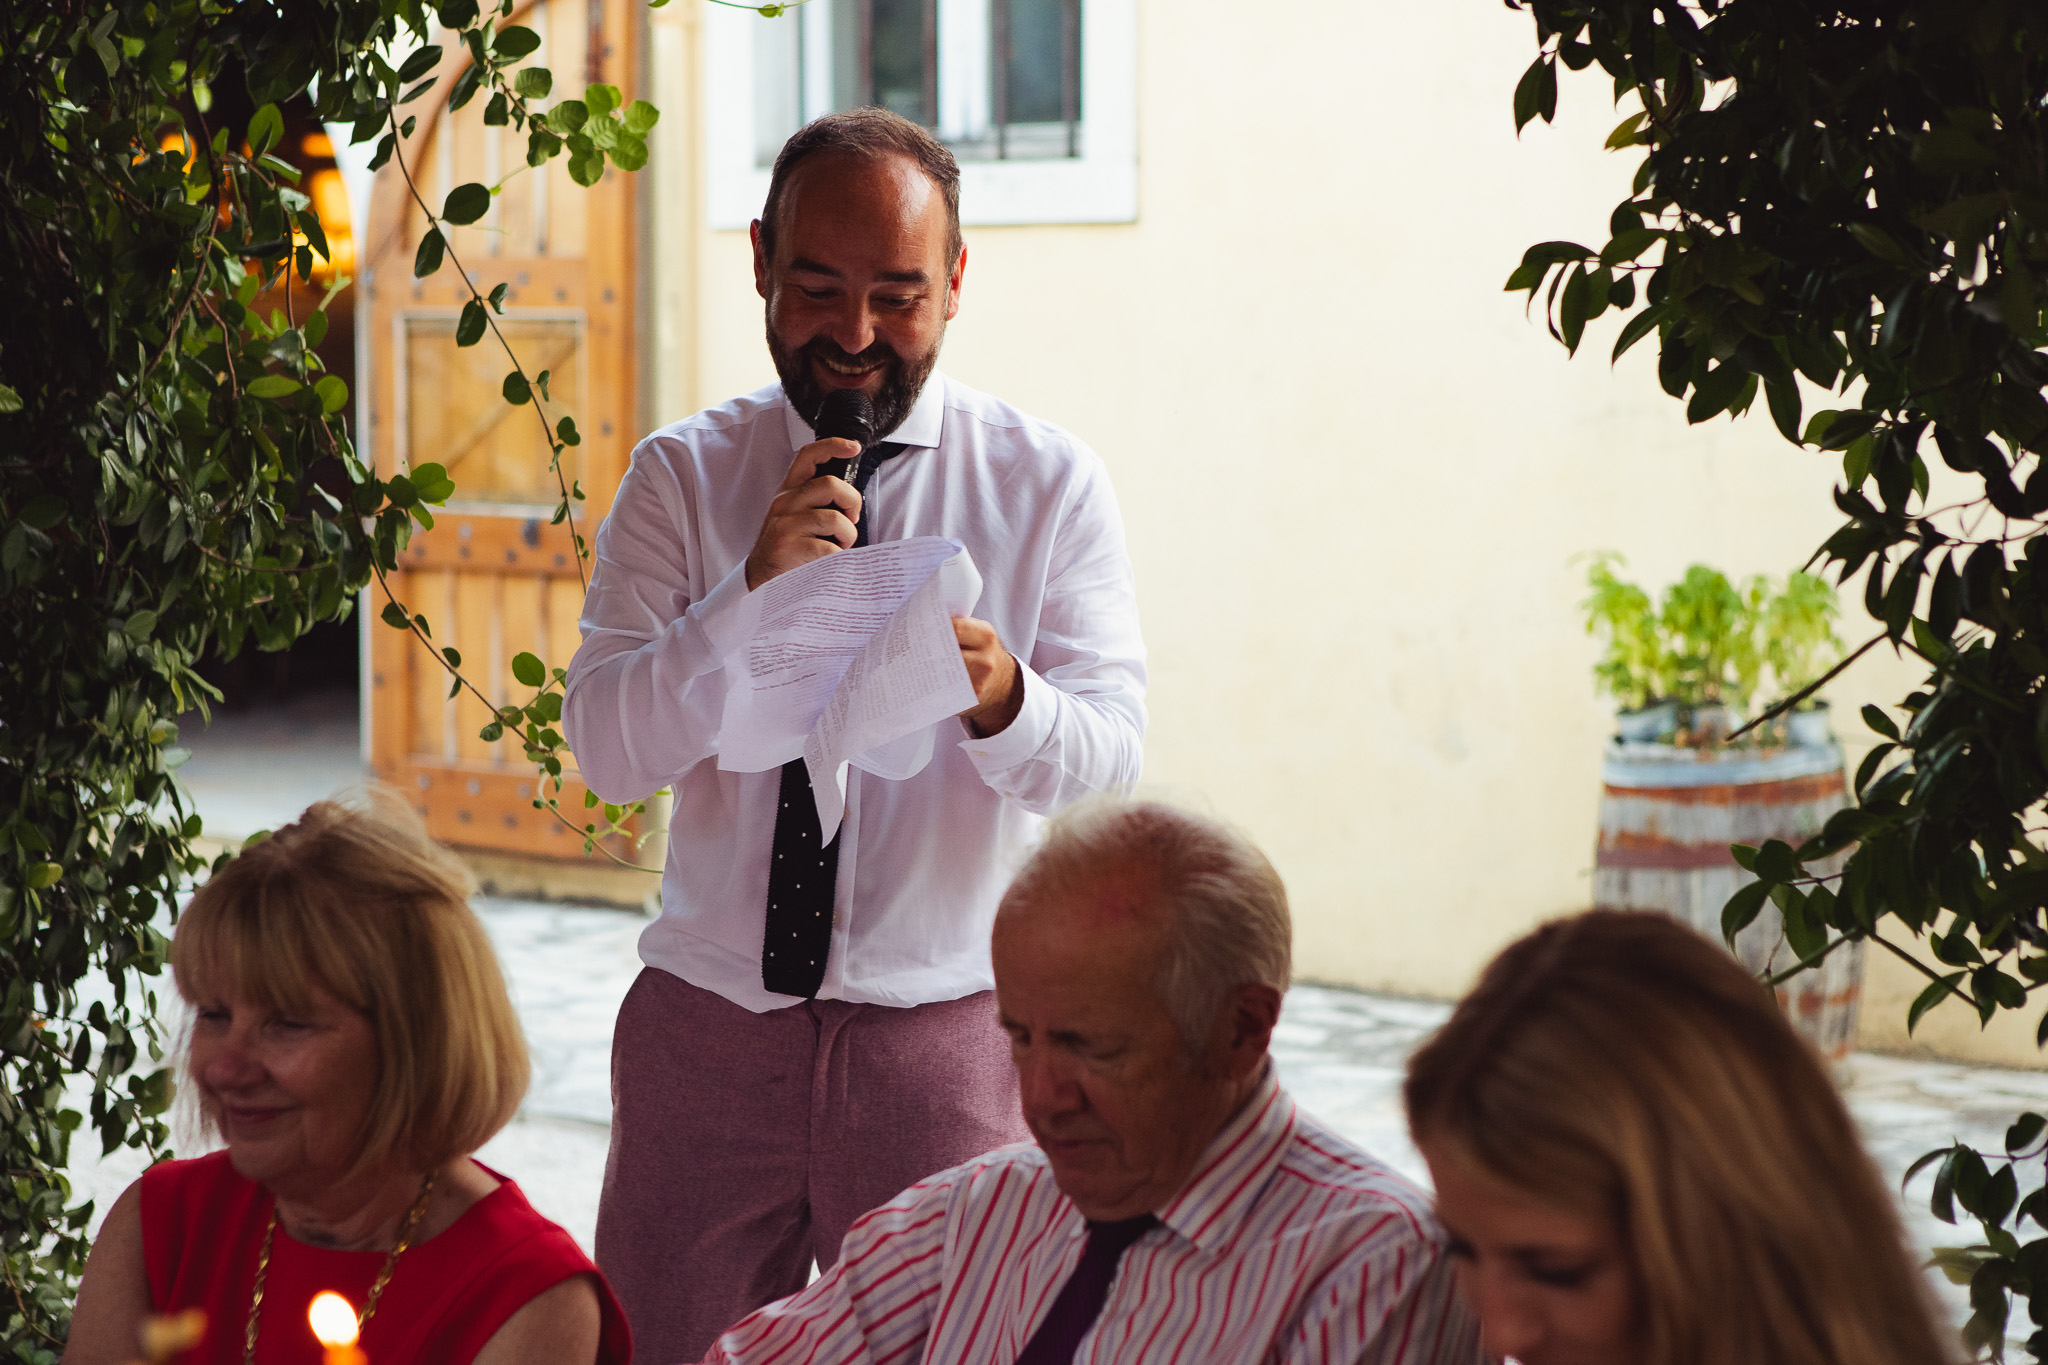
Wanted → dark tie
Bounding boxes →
[1011,1215,1159,1365]
[760,441,908,998]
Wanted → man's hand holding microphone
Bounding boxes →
[742,390,1024,737]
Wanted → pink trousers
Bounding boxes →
[594,968,1028,1363]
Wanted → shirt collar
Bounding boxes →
[1152,1062,1295,1253]
[778,371,948,453]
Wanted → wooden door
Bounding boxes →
[361,0,642,860]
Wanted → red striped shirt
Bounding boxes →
[701,1070,1482,1364]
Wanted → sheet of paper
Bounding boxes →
[717,538,978,795]
[804,551,983,841]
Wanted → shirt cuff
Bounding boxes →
[688,558,757,658]
[957,663,1056,776]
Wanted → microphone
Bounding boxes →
[813,388,874,482]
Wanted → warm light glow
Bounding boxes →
[301,130,335,158]
[301,168,356,278]
[307,1292,360,1347]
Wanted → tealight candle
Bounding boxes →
[307,1292,368,1365]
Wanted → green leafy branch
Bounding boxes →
[358,16,667,862]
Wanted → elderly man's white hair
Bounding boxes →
[998,800,1292,1051]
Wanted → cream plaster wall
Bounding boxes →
[643,1,2035,1066]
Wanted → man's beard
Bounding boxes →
[767,320,943,442]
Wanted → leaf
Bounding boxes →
[409,462,455,502]
[512,651,546,687]
[2011,1113,2048,1155]
[442,181,492,226]
[457,299,487,347]
[24,862,62,889]
[1913,126,1999,174]
[1862,704,1900,741]
[1932,1148,1961,1222]
[1721,880,1771,943]
[1764,378,1802,444]
[568,142,605,187]
[514,66,553,100]
[622,100,660,136]
[1610,304,1664,362]
[1909,972,1967,1035]
[608,131,648,173]
[546,100,589,135]
[18,495,64,530]
[245,375,301,399]
[414,227,446,279]
[555,415,581,447]
[448,62,483,112]
[585,83,622,118]
[442,646,463,668]
[397,43,444,82]
[488,282,510,312]
[1604,110,1648,150]
[527,127,563,167]
[493,24,542,59]
[0,382,21,413]
[247,103,283,158]
[1513,54,1556,133]
[1843,435,1874,490]
[381,601,411,629]
[1848,222,1910,268]
[503,371,532,405]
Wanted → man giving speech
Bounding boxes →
[561,108,1147,1360]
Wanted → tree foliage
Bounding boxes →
[1507,0,2048,1354]
[0,1,659,1353]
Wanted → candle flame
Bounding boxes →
[307,1292,360,1347]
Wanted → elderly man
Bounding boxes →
[563,107,1145,1359]
[699,803,1483,1364]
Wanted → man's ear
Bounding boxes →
[751,219,770,300]
[944,242,967,322]
[1221,982,1282,1080]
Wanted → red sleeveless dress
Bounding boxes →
[140,1152,631,1364]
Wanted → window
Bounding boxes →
[707,0,1135,229]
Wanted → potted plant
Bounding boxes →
[1579,553,1861,1071]
[1579,553,1842,750]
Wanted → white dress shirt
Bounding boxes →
[700,1066,1483,1365]
[563,374,1147,1012]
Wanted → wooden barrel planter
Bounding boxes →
[1594,737,1863,1069]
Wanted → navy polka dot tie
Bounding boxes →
[760,441,906,998]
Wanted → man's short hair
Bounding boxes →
[1000,801,1293,1050]
[759,108,963,269]
[173,791,529,1180]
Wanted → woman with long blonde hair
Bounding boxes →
[1405,909,1953,1365]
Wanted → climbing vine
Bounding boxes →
[0,0,670,1352]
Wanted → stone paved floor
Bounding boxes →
[64,694,2048,1336]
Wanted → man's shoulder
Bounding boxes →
[634,383,789,463]
[896,1140,1058,1215]
[936,375,1097,471]
[1273,1108,1443,1246]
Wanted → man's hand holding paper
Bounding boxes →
[718,536,988,838]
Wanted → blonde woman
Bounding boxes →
[66,795,630,1364]
[1404,909,1953,1365]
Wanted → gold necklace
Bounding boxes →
[242,1172,437,1365]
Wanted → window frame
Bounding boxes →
[703,0,1137,231]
